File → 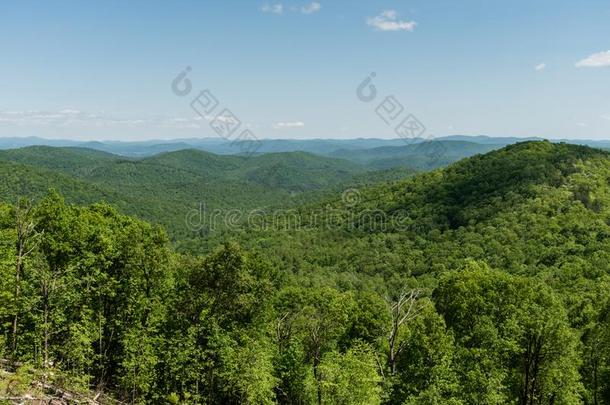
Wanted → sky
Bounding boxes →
[0,0,609,141]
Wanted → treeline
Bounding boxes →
[1,191,609,404]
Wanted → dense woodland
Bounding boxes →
[1,141,610,404]
[0,145,417,243]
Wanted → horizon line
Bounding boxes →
[3,134,610,143]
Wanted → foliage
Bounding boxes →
[1,141,610,404]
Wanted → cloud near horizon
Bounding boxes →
[300,2,321,14]
[262,2,321,15]
[367,10,416,32]
[262,3,283,14]
[575,51,610,68]
[0,109,209,130]
[272,121,305,129]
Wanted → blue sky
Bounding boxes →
[0,0,609,140]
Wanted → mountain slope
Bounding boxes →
[0,146,120,175]
[0,146,394,240]
[2,141,610,403]
[217,141,610,277]
[0,158,136,206]
[383,140,605,228]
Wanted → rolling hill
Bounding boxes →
[2,141,610,403]
[0,146,385,241]
[192,141,610,402]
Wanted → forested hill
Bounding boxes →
[0,146,386,241]
[0,140,516,243]
[0,145,366,191]
[365,140,608,230]
[1,141,610,404]
[228,141,610,276]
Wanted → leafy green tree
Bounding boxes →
[274,286,356,404]
[158,242,277,403]
[274,338,317,405]
[219,334,278,404]
[581,281,610,405]
[435,261,583,405]
[318,343,382,405]
[0,203,15,356]
[388,304,460,405]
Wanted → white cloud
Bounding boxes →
[262,3,283,14]
[272,121,305,129]
[300,2,321,14]
[0,110,81,126]
[59,108,82,114]
[601,115,610,121]
[576,122,588,128]
[534,63,546,71]
[161,117,203,129]
[367,10,416,32]
[381,10,397,19]
[212,114,239,124]
[265,2,321,15]
[0,109,208,129]
[575,51,610,68]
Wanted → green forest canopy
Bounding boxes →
[0,141,610,404]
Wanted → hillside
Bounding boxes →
[0,159,130,206]
[190,140,610,402]
[230,141,610,274]
[0,146,120,176]
[144,150,365,191]
[0,146,385,240]
[1,141,610,404]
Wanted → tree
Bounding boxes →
[388,304,460,405]
[434,261,583,405]
[274,286,356,405]
[10,198,39,356]
[581,280,610,405]
[385,288,426,374]
[33,191,76,370]
[158,242,276,403]
[318,343,382,405]
[219,334,278,404]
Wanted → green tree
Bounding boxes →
[318,343,382,405]
[388,304,460,405]
[434,261,583,405]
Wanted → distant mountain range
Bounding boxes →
[3,135,610,158]
[329,140,502,170]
